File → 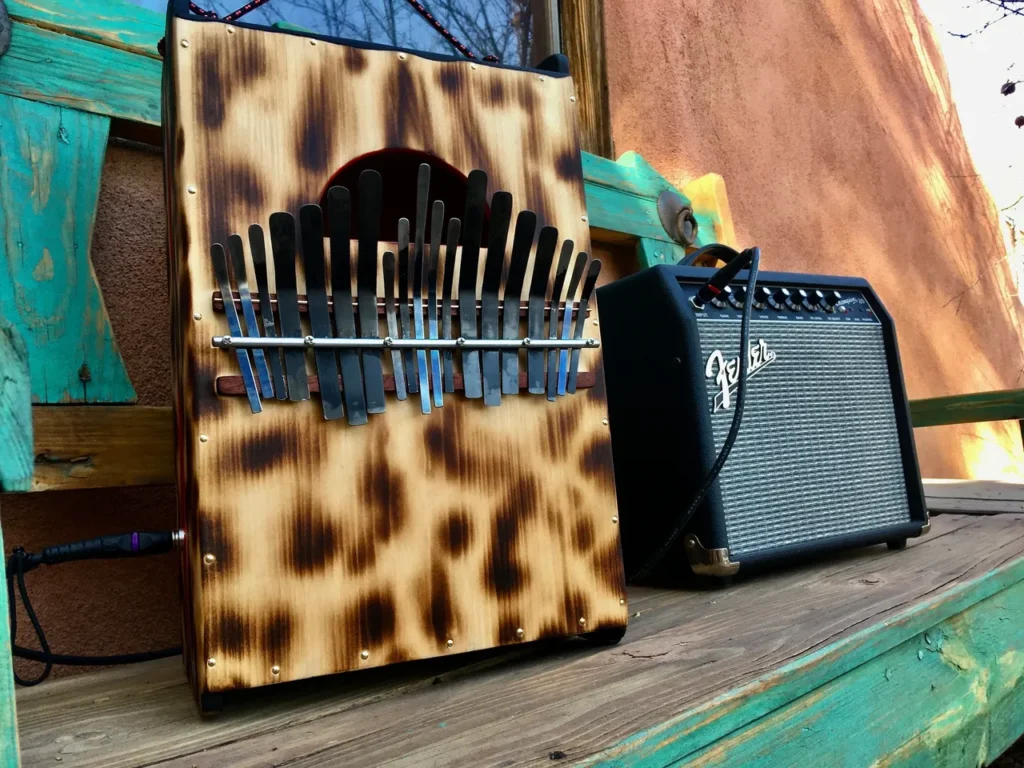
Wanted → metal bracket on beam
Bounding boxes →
[658,189,699,247]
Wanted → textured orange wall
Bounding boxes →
[605,0,1024,479]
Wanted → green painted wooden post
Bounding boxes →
[0,324,33,492]
[0,94,135,403]
[0,510,19,768]
[911,388,1024,428]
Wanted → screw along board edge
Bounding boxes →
[165,15,627,701]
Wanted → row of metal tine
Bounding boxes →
[210,164,602,425]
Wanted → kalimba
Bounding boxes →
[162,1,627,709]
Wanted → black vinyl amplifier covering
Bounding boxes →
[597,264,929,580]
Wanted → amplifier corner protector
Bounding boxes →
[917,520,932,537]
[684,534,740,577]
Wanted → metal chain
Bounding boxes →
[401,0,500,62]
[185,0,500,63]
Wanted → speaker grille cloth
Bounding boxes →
[698,319,912,557]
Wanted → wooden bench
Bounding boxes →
[13,508,1024,767]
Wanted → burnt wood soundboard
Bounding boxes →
[163,10,626,706]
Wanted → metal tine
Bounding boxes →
[501,210,536,395]
[546,240,573,402]
[427,199,445,408]
[412,165,431,413]
[327,185,368,425]
[299,204,343,421]
[459,170,488,399]
[357,169,387,413]
[397,221,418,394]
[568,259,603,393]
[526,226,558,394]
[481,191,513,406]
[269,212,309,401]
[248,224,287,400]
[441,217,461,393]
[557,253,588,396]
[227,234,274,399]
[211,243,262,413]
[382,251,407,401]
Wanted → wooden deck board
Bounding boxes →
[15,512,1024,767]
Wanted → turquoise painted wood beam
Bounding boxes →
[0,18,161,126]
[586,552,1024,766]
[5,0,163,58]
[0,323,33,491]
[681,579,1024,767]
[0,511,18,768]
[0,94,135,403]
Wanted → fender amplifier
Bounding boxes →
[597,264,930,580]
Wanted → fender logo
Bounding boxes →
[705,339,776,412]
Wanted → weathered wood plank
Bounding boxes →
[29,405,173,491]
[925,479,1024,514]
[0,21,161,124]
[0,501,21,767]
[677,579,1024,767]
[6,0,162,59]
[0,95,136,403]
[0,323,33,492]
[14,514,1024,767]
[910,388,1024,428]
[560,0,611,158]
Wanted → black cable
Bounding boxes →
[630,246,761,582]
[678,242,743,267]
[6,532,182,686]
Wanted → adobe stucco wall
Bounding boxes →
[605,0,1024,480]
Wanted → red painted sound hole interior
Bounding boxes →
[319,148,491,245]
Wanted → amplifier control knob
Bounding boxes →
[725,286,746,308]
[786,289,808,311]
[710,291,728,308]
[806,290,825,311]
[822,290,841,312]
[769,288,789,311]
[753,286,771,309]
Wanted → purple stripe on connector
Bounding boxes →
[132,532,140,552]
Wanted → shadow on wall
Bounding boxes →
[605,0,1024,479]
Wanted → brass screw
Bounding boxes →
[570,96,577,103]
[199,434,209,443]
[471,63,477,70]
[515,627,524,638]
[602,418,609,426]
[207,658,216,668]
[360,649,369,660]
[593,320,599,327]
[579,617,586,626]
[538,76,546,82]
[193,312,202,321]
[227,27,234,34]
[203,553,215,565]
[619,598,626,606]
[612,516,619,524]
[309,39,317,46]
[187,185,197,194]
[180,39,190,48]
[446,639,454,648]
[271,665,280,675]
[398,53,407,60]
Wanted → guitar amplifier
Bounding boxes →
[597,264,930,580]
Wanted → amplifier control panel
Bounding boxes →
[678,280,880,325]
